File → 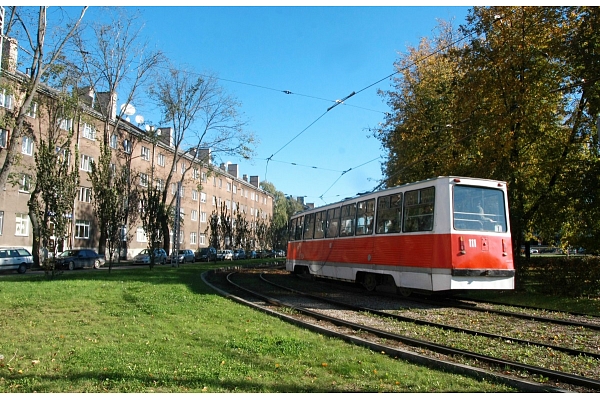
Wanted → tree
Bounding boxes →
[88,143,128,272]
[139,186,169,269]
[0,6,87,190]
[26,92,80,275]
[149,67,254,254]
[376,7,600,266]
[75,7,164,256]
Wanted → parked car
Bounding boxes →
[168,249,195,264]
[55,249,105,270]
[132,248,167,265]
[248,250,258,259]
[260,249,276,258]
[233,249,246,260]
[0,247,34,274]
[217,249,233,261]
[275,249,286,257]
[195,247,217,262]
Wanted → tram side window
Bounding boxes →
[325,207,341,238]
[288,219,296,242]
[314,211,326,239]
[376,193,403,234]
[356,199,375,236]
[340,203,356,237]
[294,216,304,240]
[303,213,315,240]
[403,187,435,232]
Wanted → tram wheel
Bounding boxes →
[362,273,377,292]
[398,287,412,297]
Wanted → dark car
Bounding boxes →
[56,249,105,270]
[248,250,258,259]
[233,249,246,260]
[195,247,217,262]
[0,247,34,274]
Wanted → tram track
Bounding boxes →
[202,266,600,393]
[258,273,600,360]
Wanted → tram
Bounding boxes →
[286,176,515,295]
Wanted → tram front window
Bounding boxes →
[453,186,507,232]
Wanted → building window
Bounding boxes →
[18,174,32,193]
[199,234,206,245]
[123,139,132,154]
[59,118,73,131]
[0,128,7,148]
[191,209,198,221]
[233,185,237,194]
[22,137,34,156]
[155,178,164,191]
[193,167,199,179]
[110,134,118,149]
[75,220,90,239]
[15,213,29,236]
[82,123,96,140]
[227,182,231,192]
[190,232,197,245]
[192,189,198,201]
[200,212,207,223]
[171,183,177,195]
[219,178,222,188]
[79,187,92,203]
[212,196,216,206]
[200,192,207,203]
[80,154,94,172]
[139,173,148,187]
[136,227,147,243]
[225,200,231,210]
[26,102,38,118]
[179,185,185,198]
[201,172,207,182]
[180,161,186,174]
[157,153,165,167]
[141,146,150,161]
[0,89,14,109]
[179,208,185,220]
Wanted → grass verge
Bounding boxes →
[0,263,514,393]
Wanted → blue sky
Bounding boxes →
[90,5,472,206]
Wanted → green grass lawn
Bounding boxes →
[0,262,515,393]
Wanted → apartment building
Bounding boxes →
[0,36,273,259]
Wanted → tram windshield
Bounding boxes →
[453,186,507,232]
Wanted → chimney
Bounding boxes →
[227,163,238,178]
[157,127,173,147]
[250,175,259,188]
[242,174,248,182]
[95,91,117,120]
[197,148,211,164]
[77,86,95,107]
[1,37,18,73]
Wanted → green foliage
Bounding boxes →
[519,256,600,297]
[89,144,129,269]
[377,6,600,264]
[138,184,169,269]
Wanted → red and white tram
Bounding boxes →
[286,176,514,295]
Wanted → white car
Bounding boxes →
[0,247,33,274]
[217,249,233,261]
